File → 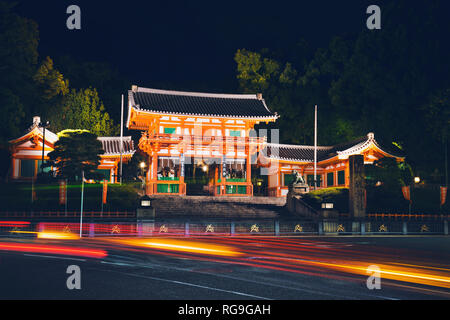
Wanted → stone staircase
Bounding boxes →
[148,195,287,218]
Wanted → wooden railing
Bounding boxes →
[367,213,448,220]
[147,180,186,195]
[140,133,266,145]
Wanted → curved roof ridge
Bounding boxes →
[127,85,278,121]
[133,87,259,100]
[98,136,132,141]
[265,142,333,150]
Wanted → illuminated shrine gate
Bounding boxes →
[126,86,278,196]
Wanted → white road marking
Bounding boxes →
[96,258,399,300]
[100,268,271,300]
[23,253,86,262]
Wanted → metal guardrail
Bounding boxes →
[1,219,442,237]
[0,211,136,218]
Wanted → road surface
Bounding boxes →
[0,235,449,299]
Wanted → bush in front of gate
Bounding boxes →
[302,185,448,214]
[301,187,349,212]
[0,182,139,212]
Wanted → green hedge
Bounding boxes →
[301,186,449,214]
[1,182,139,212]
[302,187,349,212]
[367,185,449,214]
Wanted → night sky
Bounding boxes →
[14,0,376,91]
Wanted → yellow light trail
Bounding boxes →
[10,230,79,240]
[273,257,450,289]
[106,238,242,257]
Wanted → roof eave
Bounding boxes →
[130,107,278,121]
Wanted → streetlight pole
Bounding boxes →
[79,170,84,238]
[120,94,124,185]
[445,132,448,188]
[39,121,50,174]
[314,105,317,190]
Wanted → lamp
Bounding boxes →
[321,203,334,209]
[140,195,151,207]
[137,195,155,219]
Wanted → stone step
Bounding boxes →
[148,195,287,218]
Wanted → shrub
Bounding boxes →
[0,182,139,212]
[302,187,349,212]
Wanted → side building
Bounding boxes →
[260,133,405,197]
[8,116,135,183]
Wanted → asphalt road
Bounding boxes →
[0,236,449,300]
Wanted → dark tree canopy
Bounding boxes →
[235,1,450,182]
[47,130,104,181]
[48,87,118,136]
[0,1,38,142]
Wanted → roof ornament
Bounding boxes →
[367,132,375,140]
[33,116,41,126]
[28,116,41,131]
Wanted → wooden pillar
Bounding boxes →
[11,157,16,179]
[152,154,158,180]
[146,153,158,195]
[145,155,153,195]
[277,164,281,197]
[214,166,218,195]
[349,155,366,218]
[179,152,185,195]
[220,160,224,195]
[246,144,252,195]
[345,160,350,187]
[179,119,186,192]
[220,120,225,196]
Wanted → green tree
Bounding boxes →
[122,151,147,182]
[365,157,413,189]
[0,1,39,142]
[422,89,450,142]
[234,49,280,93]
[235,39,356,146]
[0,88,25,140]
[47,130,104,181]
[48,88,119,136]
[234,1,450,180]
[54,55,132,121]
[33,56,69,100]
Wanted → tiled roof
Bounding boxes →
[263,133,404,163]
[264,144,333,162]
[97,136,135,156]
[128,87,277,119]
